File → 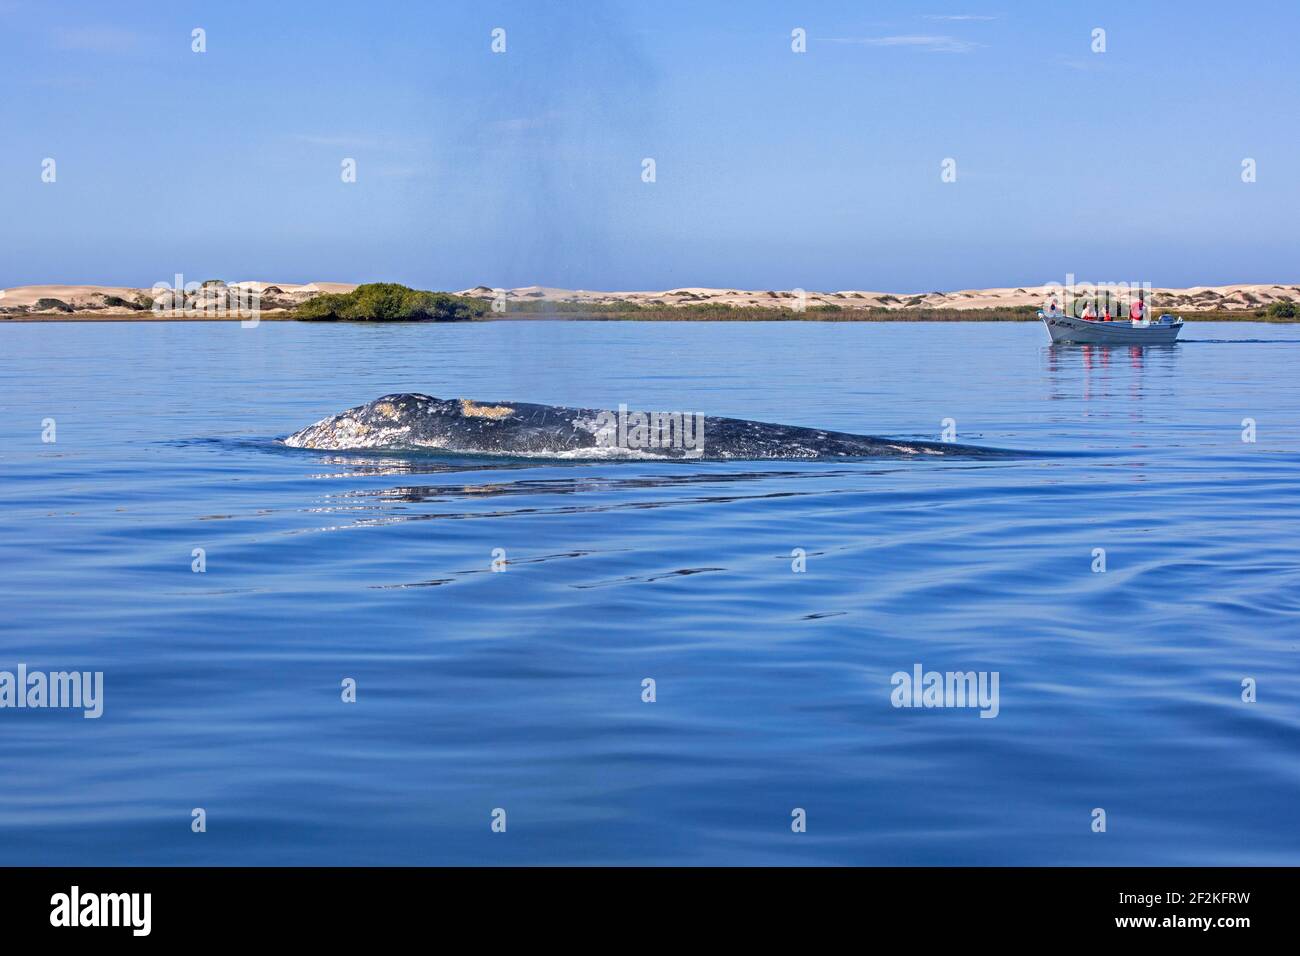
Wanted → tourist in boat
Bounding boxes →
[1130,295,1146,323]
[1081,301,1097,321]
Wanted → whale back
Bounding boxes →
[283,393,1004,460]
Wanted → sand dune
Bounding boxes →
[0,282,357,314]
[2,280,1295,316]
[454,283,1300,312]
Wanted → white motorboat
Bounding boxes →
[1039,309,1183,345]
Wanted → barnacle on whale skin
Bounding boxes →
[458,399,515,420]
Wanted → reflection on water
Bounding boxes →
[1043,340,1180,413]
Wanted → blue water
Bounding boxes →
[2,320,1298,865]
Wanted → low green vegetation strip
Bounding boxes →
[495,300,1299,322]
[498,302,1044,321]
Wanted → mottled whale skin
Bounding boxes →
[284,393,1007,460]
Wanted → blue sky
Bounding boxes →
[2,0,1297,291]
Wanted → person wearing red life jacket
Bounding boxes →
[1130,295,1146,323]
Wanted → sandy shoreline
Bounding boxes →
[0,311,296,322]
[2,311,1288,324]
[453,281,1300,313]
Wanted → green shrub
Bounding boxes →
[1267,299,1296,319]
[103,295,145,310]
[293,283,487,321]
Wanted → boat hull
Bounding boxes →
[1040,313,1182,345]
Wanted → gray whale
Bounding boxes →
[284,393,1010,460]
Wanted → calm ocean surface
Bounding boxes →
[1,320,1298,866]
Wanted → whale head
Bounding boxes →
[283,393,520,450]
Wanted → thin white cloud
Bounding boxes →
[293,134,383,149]
[825,35,981,53]
[1055,55,1109,73]
[490,112,562,133]
[53,26,143,52]
[372,164,426,179]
